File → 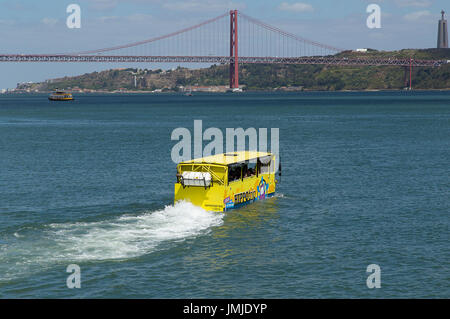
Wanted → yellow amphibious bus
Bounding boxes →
[174,151,279,212]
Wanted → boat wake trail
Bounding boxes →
[0,201,223,282]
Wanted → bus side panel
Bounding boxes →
[223,173,276,210]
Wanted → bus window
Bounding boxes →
[228,164,242,183]
[244,161,257,178]
[258,157,271,174]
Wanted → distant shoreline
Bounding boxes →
[2,88,450,95]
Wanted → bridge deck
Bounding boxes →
[0,55,446,67]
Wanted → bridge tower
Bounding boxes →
[229,10,239,89]
[403,58,414,90]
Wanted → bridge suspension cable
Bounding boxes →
[69,12,229,56]
[237,12,344,57]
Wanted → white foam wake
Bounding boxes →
[49,201,223,261]
[0,201,223,281]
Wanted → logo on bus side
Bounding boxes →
[234,190,256,205]
[257,177,269,200]
[224,177,270,209]
[224,196,234,209]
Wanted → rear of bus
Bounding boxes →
[174,163,227,211]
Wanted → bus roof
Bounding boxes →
[179,151,273,166]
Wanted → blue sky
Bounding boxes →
[0,0,448,89]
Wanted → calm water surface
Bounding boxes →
[0,91,449,298]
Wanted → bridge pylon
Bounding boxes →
[229,10,239,89]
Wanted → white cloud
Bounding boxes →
[278,2,314,13]
[97,13,154,25]
[395,0,432,8]
[4,0,38,12]
[89,0,119,11]
[0,19,15,26]
[41,18,58,26]
[403,10,432,21]
[98,16,119,23]
[126,13,154,23]
[162,0,246,12]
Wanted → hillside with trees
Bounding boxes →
[18,49,450,92]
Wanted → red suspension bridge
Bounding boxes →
[1,10,447,89]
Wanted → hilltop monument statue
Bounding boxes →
[437,10,448,48]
